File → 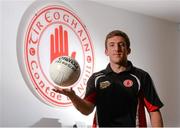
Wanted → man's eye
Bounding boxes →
[119,44,125,47]
[109,44,114,47]
[119,43,126,47]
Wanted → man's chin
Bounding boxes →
[114,60,127,66]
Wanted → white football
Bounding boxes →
[49,56,80,87]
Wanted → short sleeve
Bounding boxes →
[140,73,164,112]
[84,74,97,104]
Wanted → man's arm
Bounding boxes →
[53,88,95,115]
[149,110,163,127]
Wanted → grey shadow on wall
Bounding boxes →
[31,117,62,127]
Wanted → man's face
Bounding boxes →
[105,36,130,65]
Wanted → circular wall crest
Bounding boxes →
[17,0,94,107]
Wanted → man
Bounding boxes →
[53,30,164,127]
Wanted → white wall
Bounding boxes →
[1,0,180,127]
[0,1,2,125]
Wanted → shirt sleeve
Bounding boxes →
[141,73,164,112]
[84,74,97,104]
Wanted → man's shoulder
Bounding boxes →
[87,69,107,84]
[92,69,106,77]
[132,66,149,76]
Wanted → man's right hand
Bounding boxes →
[52,87,75,98]
[52,87,95,115]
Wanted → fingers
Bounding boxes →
[50,26,63,63]
[71,52,76,59]
[50,25,77,64]
[50,27,60,63]
[52,87,73,95]
[59,25,63,53]
[52,88,62,93]
[63,29,68,55]
[55,28,59,54]
[50,32,55,63]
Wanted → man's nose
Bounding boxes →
[114,44,122,51]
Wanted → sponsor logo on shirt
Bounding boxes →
[100,81,111,89]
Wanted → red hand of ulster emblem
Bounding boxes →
[50,25,76,63]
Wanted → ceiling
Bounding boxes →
[92,0,180,24]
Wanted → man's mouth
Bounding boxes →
[113,53,121,56]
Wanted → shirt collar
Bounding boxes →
[105,60,133,74]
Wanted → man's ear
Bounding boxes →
[127,48,131,55]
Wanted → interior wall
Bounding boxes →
[0,0,180,127]
[0,1,2,124]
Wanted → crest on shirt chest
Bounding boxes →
[123,79,133,87]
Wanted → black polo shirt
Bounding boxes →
[84,61,163,127]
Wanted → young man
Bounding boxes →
[53,30,164,127]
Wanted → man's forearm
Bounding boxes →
[150,110,163,127]
[69,93,95,115]
[52,88,94,115]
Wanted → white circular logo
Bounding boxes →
[17,1,94,107]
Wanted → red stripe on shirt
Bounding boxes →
[84,92,97,104]
[138,97,147,127]
[144,98,159,112]
[92,112,97,128]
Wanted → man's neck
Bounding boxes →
[110,62,127,73]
